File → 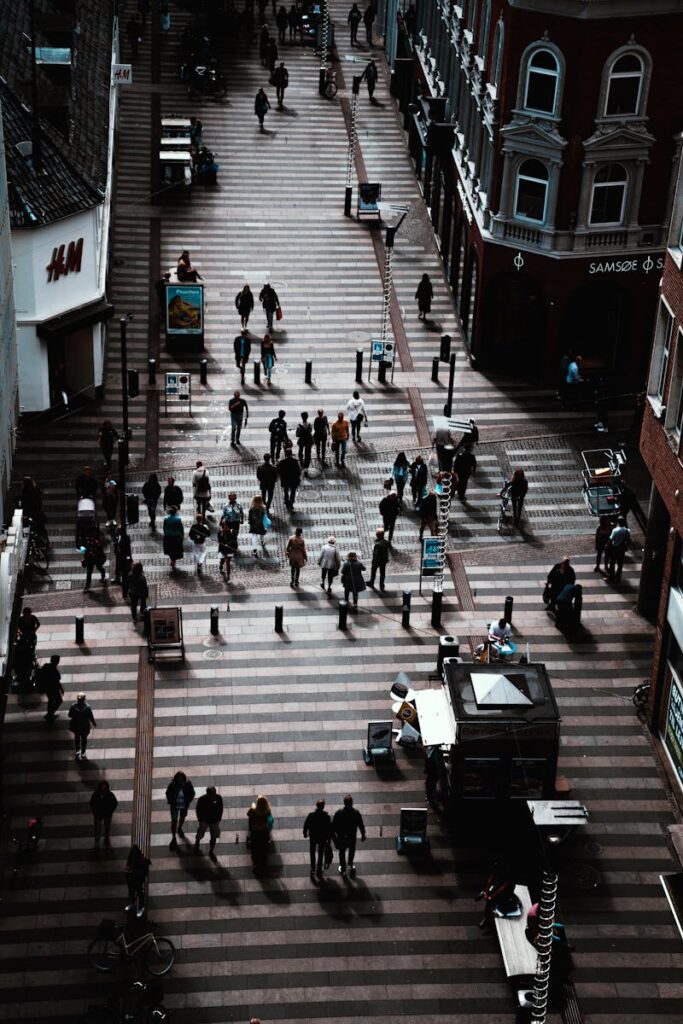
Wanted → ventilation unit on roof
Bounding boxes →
[15,141,33,158]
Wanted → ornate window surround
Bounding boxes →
[514,39,566,121]
[596,43,652,124]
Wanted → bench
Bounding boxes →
[494,884,537,984]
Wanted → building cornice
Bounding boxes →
[508,0,683,17]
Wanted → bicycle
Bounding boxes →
[81,980,169,1024]
[323,67,337,99]
[25,518,50,574]
[632,680,650,718]
[88,920,176,976]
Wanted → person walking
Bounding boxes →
[128,562,149,621]
[68,693,97,762]
[189,514,211,573]
[261,333,277,384]
[257,453,278,508]
[313,409,330,464]
[332,794,366,877]
[409,454,428,507]
[453,445,476,500]
[341,551,366,609]
[221,493,245,544]
[233,330,252,384]
[432,422,456,473]
[415,273,433,321]
[125,844,150,919]
[348,2,361,44]
[229,390,249,447]
[296,412,314,469]
[163,506,184,571]
[20,475,43,521]
[102,478,119,527]
[504,468,528,527]
[259,282,280,331]
[303,799,332,881]
[248,495,270,556]
[365,58,378,101]
[331,411,350,468]
[81,535,107,592]
[192,461,214,515]
[318,536,341,593]
[287,3,299,39]
[142,473,161,531]
[266,36,278,75]
[278,449,302,509]
[166,771,195,848]
[369,528,390,591]
[544,556,576,611]
[235,284,254,330]
[594,515,613,572]
[125,15,142,57]
[269,409,289,460]
[255,87,271,131]
[163,476,183,512]
[286,527,307,587]
[363,1,376,45]
[418,489,438,540]
[346,391,368,444]
[98,420,119,473]
[379,489,399,543]
[617,480,647,532]
[392,452,410,502]
[218,519,238,580]
[276,4,288,42]
[606,517,630,582]
[37,655,63,721]
[194,786,224,859]
[272,61,289,108]
[91,780,118,849]
[247,795,273,872]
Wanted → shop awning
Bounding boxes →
[37,297,115,339]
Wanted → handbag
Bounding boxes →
[276,307,283,321]
[263,512,272,530]
[542,583,552,605]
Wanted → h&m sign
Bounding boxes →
[46,238,83,282]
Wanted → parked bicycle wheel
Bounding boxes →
[87,937,124,971]
[144,937,176,976]
[27,534,49,573]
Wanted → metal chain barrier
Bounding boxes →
[531,869,559,1023]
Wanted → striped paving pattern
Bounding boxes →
[2,3,682,1023]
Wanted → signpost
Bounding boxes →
[147,607,185,663]
[420,537,441,593]
[165,373,192,416]
[368,339,395,382]
[363,721,395,765]
[396,807,429,853]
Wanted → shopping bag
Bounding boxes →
[276,307,283,321]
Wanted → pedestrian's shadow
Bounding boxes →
[277,106,298,117]
[184,855,241,905]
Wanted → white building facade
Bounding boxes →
[0,104,19,524]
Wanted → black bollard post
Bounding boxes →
[431,590,443,629]
[440,334,451,363]
[504,595,514,625]
[377,360,388,385]
[431,357,440,383]
[75,616,84,645]
[200,358,208,385]
[274,605,284,633]
[253,360,261,386]
[210,606,219,636]
[147,358,157,386]
[401,589,411,629]
[304,360,313,385]
[437,634,460,673]
[355,348,363,384]
[338,600,349,630]
[443,353,456,417]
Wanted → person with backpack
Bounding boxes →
[235,284,254,330]
[233,331,252,385]
[166,771,196,847]
[68,693,97,761]
[269,409,289,460]
[296,412,314,469]
[313,409,330,464]
[303,799,333,881]
[189,514,211,573]
[192,461,214,515]
[38,655,63,722]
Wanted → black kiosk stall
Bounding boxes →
[415,661,561,802]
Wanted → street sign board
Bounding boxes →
[371,339,395,364]
[421,537,441,577]
[165,373,192,416]
[112,63,133,84]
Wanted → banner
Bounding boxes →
[166,284,203,335]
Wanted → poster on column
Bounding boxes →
[165,284,203,335]
[421,537,441,578]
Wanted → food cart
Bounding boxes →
[158,150,193,202]
[161,116,191,142]
[581,447,624,517]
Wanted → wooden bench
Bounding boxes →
[494,884,537,983]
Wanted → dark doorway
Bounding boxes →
[561,281,631,372]
[481,272,547,376]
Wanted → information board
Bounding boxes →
[148,607,182,646]
[664,671,683,787]
[421,537,441,577]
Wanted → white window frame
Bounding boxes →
[648,298,675,406]
[598,45,652,122]
[491,18,504,87]
[674,328,683,438]
[514,159,549,225]
[523,48,560,117]
[589,164,628,226]
[604,53,644,118]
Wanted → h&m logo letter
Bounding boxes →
[46,237,84,282]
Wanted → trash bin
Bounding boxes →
[437,635,460,673]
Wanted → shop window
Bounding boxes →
[648,299,675,404]
[604,53,644,117]
[509,758,546,799]
[589,163,628,225]
[663,668,683,791]
[514,159,548,223]
[522,48,560,116]
[462,757,500,798]
[491,19,504,87]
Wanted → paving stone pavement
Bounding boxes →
[2,4,683,1024]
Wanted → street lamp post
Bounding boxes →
[345,75,362,216]
[376,206,409,384]
[318,0,330,95]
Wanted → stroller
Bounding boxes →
[76,497,99,546]
[497,481,514,533]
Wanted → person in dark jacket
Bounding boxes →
[341,551,366,609]
[594,515,613,572]
[166,771,196,847]
[332,794,366,877]
[128,562,149,621]
[261,333,277,384]
[272,61,289,107]
[163,476,183,511]
[255,87,271,131]
[125,844,150,919]
[313,409,330,464]
[418,490,438,540]
[259,282,280,330]
[369,528,390,590]
[617,479,647,532]
[20,475,43,521]
[82,535,107,592]
[75,466,99,500]
[91,780,118,848]
[296,412,314,470]
[415,273,433,320]
[275,4,288,39]
[163,507,184,571]
[503,468,528,527]
[379,490,400,543]
[235,284,254,330]
[259,24,270,64]
[38,655,63,722]
[98,420,119,472]
[303,799,332,880]
[392,451,410,502]
[102,479,119,525]
[234,331,252,384]
[278,451,302,509]
[269,409,289,460]
[363,2,376,44]
[142,473,162,531]
[288,3,299,39]
[257,453,278,508]
[409,455,428,507]
[69,693,97,761]
[194,786,224,857]
[544,557,576,611]
[453,446,476,500]
[348,2,361,44]
[266,36,278,74]
[365,58,378,101]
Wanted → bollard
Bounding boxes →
[504,595,514,625]
[401,589,411,629]
[437,634,460,673]
[344,185,353,218]
[431,357,440,383]
[210,606,219,636]
[200,358,208,385]
[253,360,261,386]
[377,360,388,385]
[338,600,348,630]
[147,357,157,386]
[304,360,313,385]
[440,334,451,363]
[355,348,363,384]
[274,604,284,633]
[75,616,84,645]
[431,590,443,629]
[443,353,456,417]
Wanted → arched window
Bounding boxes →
[491,19,504,87]
[589,163,628,224]
[514,159,549,223]
[523,48,560,115]
[479,1,492,67]
[466,0,478,34]
[604,53,644,117]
